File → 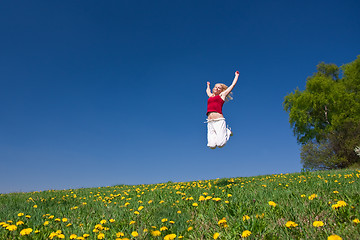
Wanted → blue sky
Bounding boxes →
[1,0,359,194]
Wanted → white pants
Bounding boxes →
[206,118,231,149]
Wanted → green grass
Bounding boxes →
[1,169,359,239]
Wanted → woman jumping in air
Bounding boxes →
[206,71,239,149]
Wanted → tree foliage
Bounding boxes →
[284,56,360,144]
[328,120,360,166]
[284,56,360,169]
[301,121,360,170]
[300,140,339,170]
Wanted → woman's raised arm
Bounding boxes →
[222,71,239,97]
[206,81,213,97]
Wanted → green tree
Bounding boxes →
[328,120,360,168]
[300,139,338,170]
[300,121,360,170]
[284,56,360,169]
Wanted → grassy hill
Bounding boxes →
[1,169,359,239]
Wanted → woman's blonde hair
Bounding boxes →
[219,83,233,101]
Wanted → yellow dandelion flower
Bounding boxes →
[218,218,227,225]
[151,230,161,236]
[352,218,360,224]
[100,219,106,225]
[94,224,103,231]
[138,206,144,211]
[162,218,168,222]
[192,202,198,206]
[160,226,168,231]
[49,232,57,239]
[2,223,11,229]
[285,221,298,228]
[6,225,17,231]
[268,201,277,207]
[308,194,317,200]
[187,227,193,231]
[213,232,220,239]
[129,221,136,225]
[332,200,347,209]
[241,230,251,238]
[44,221,49,226]
[131,231,139,237]
[313,221,324,227]
[301,194,306,198]
[242,215,250,221]
[97,233,105,239]
[33,205,38,208]
[337,200,347,207]
[328,235,342,240]
[18,213,24,217]
[218,218,228,228]
[20,228,33,236]
[164,234,177,240]
[62,218,68,222]
[332,203,340,209]
[109,219,115,223]
[16,221,24,225]
[25,215,31,219]
[58,234,65,239]
[134,211,140,215]
[70,234,77,239]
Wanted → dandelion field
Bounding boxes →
[1,169,359,240]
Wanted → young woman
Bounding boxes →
[206,71,239,149]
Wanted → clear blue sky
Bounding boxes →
[1,0,359,194]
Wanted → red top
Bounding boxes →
[207,95,225,115]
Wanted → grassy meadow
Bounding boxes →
[1,169,359,240]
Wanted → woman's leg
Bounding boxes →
[214,119,230,148]
[207,122,217,149]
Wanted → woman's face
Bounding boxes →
[213,84,223,95]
